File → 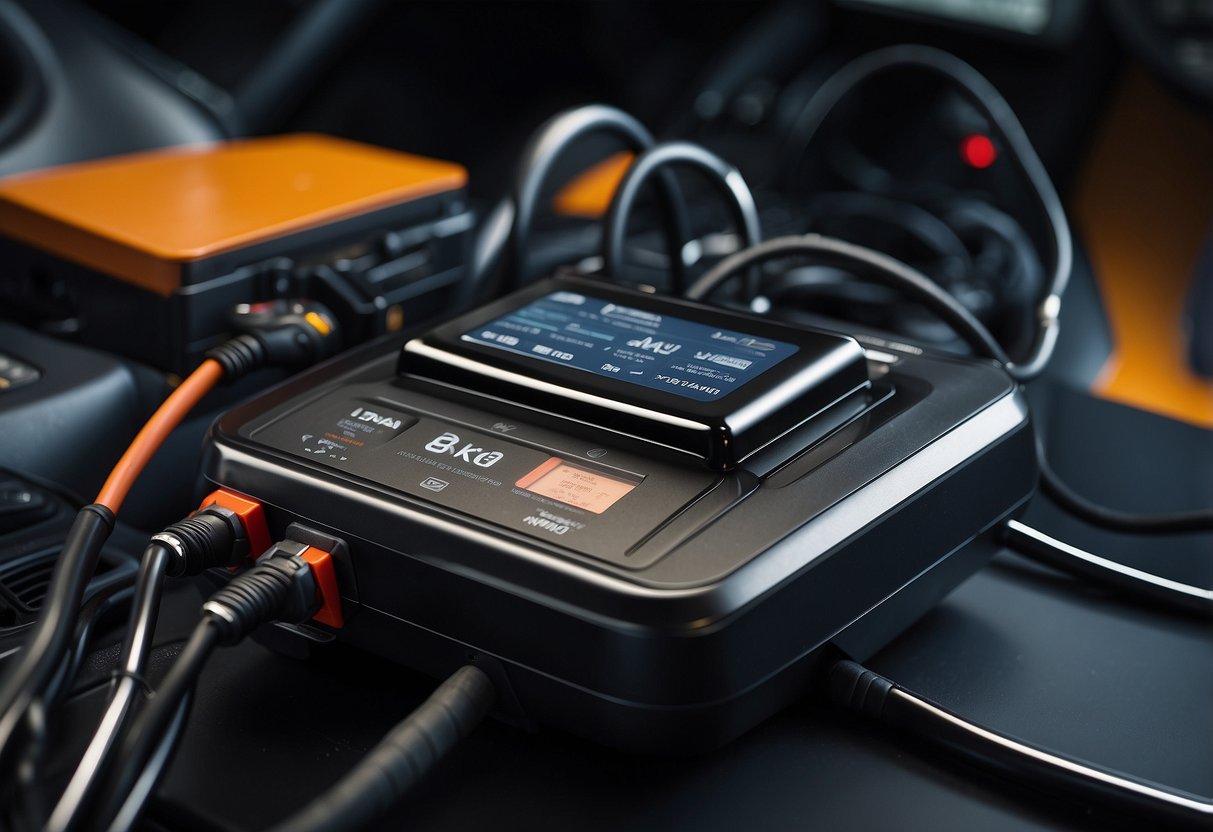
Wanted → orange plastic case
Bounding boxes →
[0,134,472,373]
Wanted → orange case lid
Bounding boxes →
[0,134,467,296]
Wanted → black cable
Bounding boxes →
[799,191,1042,357]
[467,197,515,304]
[470,104,691,296]
[233,0,390,134]
[89,553,317,832]
[939,197,1043,359]
[265,665,495,832]
[2,504,246,830]
[1037,445,1213,534]
[1004,521,1213,617]
[87,618,221,832]
[803,191,974,268]
[689,233,1213,546]
[8,574,136,832]
[783,45,1071,381]
[46,542,173,832]
[0,315,333,791]
[512,105,685,287]
[827,659,1212,829]
[103,692,192,832]
[10,699,48,832]
[14,502,248,832]
[686,234,1010,363]
[602,140,762,293]
[43,566,140,710]
[0,316,330,822]
[8,564,140,787]
[0,504,114,774]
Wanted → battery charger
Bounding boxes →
[203,274,1035,753]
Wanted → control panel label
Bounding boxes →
[254,400,416,466]
[250,392,719,567]
[462,292,799,401]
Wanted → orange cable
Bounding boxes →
[95,358,225,513]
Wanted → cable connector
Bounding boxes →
[204,334,264,382]
[206,300,340,382]
[827,659,894,719]
[153,505,249,578]
[201,544,320,645]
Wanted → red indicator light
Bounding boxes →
[960,134,997,169]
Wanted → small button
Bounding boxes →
[0,484,52,532]
[0,355,40,390]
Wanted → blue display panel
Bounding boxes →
[462,291,799,402]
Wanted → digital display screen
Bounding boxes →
[516,457,638,514]
[462,291,799,402]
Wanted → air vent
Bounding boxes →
[3,555,53,610]
[0,556,50,629]
[0,544,120,632]
[0,583,28,628]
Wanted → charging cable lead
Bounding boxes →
[1004,521,1213,617]
[827,659,1212,829]
[603,140,762,293]
[469,104,690,296]
[45,501,262,832]
[783,45,1070,381]
[88,546,323,831]
[687,233,1212,599]
[265,665,495,832]
[1036,446,1213,535]
[0,305,338,782]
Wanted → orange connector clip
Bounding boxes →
[197,488,271,560]
[298,546,344,628]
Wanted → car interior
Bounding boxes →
[0,1,1209,830]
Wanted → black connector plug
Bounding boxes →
[153,505,249,577]
[827,659,894,719]
[206,299,340,381]
[201,544,320,644]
